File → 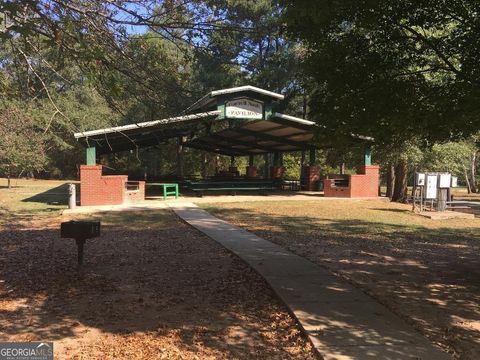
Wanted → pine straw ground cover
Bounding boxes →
[203,200,480,360]
[0,207,315,359]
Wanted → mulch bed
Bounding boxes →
[0,210,315,359]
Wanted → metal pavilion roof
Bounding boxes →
[74,86,319,156]
[74,111,220,155]
[185,113,315,156]
[184,85,285,114]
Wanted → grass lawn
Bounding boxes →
[0,179,315,359]
[0,178,74,224]
[203,199,480,360]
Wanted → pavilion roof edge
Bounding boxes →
[74,110,220,140]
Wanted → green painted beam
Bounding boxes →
[86,146,96,165]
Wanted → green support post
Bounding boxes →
[364,145,372,166]
[86,146,96,165]
[264,101,273,119]
[309,148,316,166]
[217,96,226,120]
[273,151,280,166]
[249,154,254,166]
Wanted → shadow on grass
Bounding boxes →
[204,205,480,359]
[22,184,80,205]
[370,208,411,214]
[0,210,314,359]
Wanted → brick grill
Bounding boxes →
[324,165,380,198]
[80,165,145,206]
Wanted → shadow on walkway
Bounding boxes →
[203,204,479,359]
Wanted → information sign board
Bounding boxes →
[426,174,438,199]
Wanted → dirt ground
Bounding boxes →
[0,210,315,360]
[204,200,480,360]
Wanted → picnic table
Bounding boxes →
[146,183,179,200]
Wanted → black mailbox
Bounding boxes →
[60,221,101,268]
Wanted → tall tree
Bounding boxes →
[283,0,480,141]
[282,0,480,200]
[0,106,46,187]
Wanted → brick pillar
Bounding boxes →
[302,165,320,191]
[80,165,103,206]
[270,166,285,179]
[246,166,257,178]
[354,165,380,197]
[357,165,380,176]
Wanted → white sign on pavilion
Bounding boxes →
[225,98,263,119]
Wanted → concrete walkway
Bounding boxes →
[171,203,450,360]
[64,194,387,215]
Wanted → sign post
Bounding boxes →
[413,172,455,213]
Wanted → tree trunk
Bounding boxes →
[264,153,270,179]
[7,165,12,189]
[215,155,220,175]
[410,168,417,198]
[386,164,395,199]
[392,160,408,202]
[464,166,472,194]
[176,137,184,179]
[470,150,478,193]
[201,152,207,179]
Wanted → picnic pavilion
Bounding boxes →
[74,86,379,206]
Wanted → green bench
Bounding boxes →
[189,181,277,197]
[146,183,179,200]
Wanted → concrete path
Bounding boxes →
[171,203,451,360]
[64,194,387,215]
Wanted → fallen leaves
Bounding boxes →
[0,209,315,359]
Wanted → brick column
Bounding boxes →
[302,165,320,191]
[246,166,257,178]
[270,166,285,179]
[351,165,380,197]
[80,165,103,206]
[357,165,380,176]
